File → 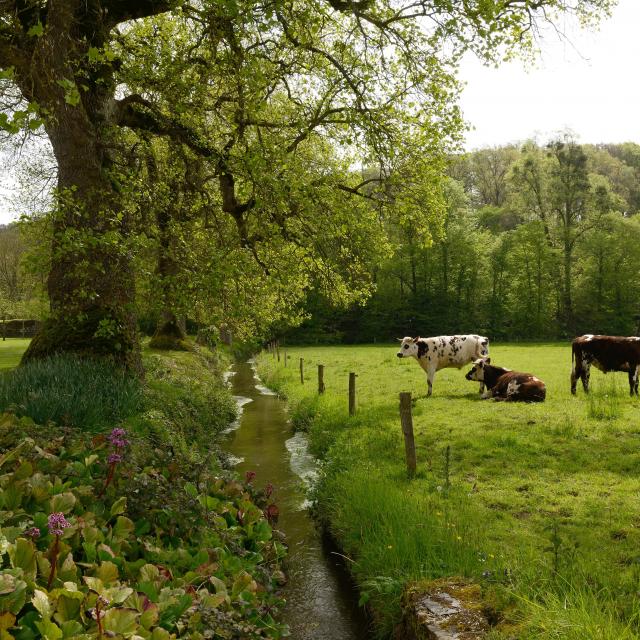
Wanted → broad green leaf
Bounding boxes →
[31,590,52,619]
[96,561,119,584]
[34,619,62,640]
[53,594,81,624]
[110,497,127,517]
[103,608,139,637]
[8,539,36,582]
[26,22,43,37]
[112,516,134,540]
[49,493,76,514]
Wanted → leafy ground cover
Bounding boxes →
[0,340,30,370]
[0,342,288,639]
[257,343,640,639]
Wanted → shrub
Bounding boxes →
[0,416,287,640]
[0,354,143,431]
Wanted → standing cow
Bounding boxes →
[465,358,546,402]
[396,335,489,396]
[571,334,640,396]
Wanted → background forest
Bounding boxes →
[288,138,640,344]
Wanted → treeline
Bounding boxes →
[0,224,45,321]
[288,137,640,343]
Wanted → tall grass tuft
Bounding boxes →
[586,379,621,421]
[0,354,143,430]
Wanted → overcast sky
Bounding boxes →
[459,0,640,150]
[2,0,639,224]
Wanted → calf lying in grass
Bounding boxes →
[465,357,546,402]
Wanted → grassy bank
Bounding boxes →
[0,338,30,369]
[0,342,288,639]
[257,343,640,639]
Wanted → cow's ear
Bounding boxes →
[412,336,420,343]
[485,357,491,364]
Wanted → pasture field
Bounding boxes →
[0,338,30,369]
[257,343,640,639]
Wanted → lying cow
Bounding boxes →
[465,358,546,402]
[396,335,489,396]
[571,334,640,396]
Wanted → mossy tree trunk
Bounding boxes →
[2,0,174,373]
[149,204,189,351]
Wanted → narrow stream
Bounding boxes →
[223,361,370,640]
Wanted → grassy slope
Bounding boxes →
[258,343,640,639]
[0,338,30,369]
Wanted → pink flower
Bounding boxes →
[108,453,122,464]
[265,483,274,498]
[47,512,71,536]
[24,527,41,539]
[107,428,129,450]
[245,470,256,484]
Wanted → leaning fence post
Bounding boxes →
[349,372,357,416]
[300,358,304,384]
[284,349,287,367]
[276,342,280,363]
[399,392,416,478]
[318,364,325,394]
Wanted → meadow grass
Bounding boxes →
[0,338,30,369]
[258,343,640,639]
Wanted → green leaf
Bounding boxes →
[53,594,82,624]
[8,538,37,581]
[0,574,16,595]
[102,608,139,637]
[34,619,62,640]
[112,516,134,540]
[49,493,76,514]
[96,561,119,584]
[59,620,83,638]
[31,590,52,619]
[110,496,127,517]
[27,22,43,37]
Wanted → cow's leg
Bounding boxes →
[478,380,485,395]
[581,361,590,393]
[481,389,493,400]
[426,369,435,396]
[571,359,581,395]
[630,365,639,397]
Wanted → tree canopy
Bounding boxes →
[0,0,615,364]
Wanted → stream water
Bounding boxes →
[223,361,370,640]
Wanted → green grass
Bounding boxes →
[0,338,30,369]
[257,343,640,639]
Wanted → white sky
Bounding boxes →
[459,0,640,150]
[1,0,639,224]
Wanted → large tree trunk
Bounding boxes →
[20,76,141,372]
[149,205,189,351]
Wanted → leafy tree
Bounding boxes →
[0,0,614,366]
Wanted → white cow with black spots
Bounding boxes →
[396,335,490,396]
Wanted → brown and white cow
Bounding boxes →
[396,335,489,396]
[465,358,546,402]
[571,334,640,396]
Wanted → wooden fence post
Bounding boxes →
[399,392,416,478]
[284,349,287,367]
[276,342,280,362]
[348,372,356,416]
[318,364,325,394]
[272,342,276,359]
[300,358,304,384]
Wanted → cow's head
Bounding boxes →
[465,357,491,381]
[397,336,420,358]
